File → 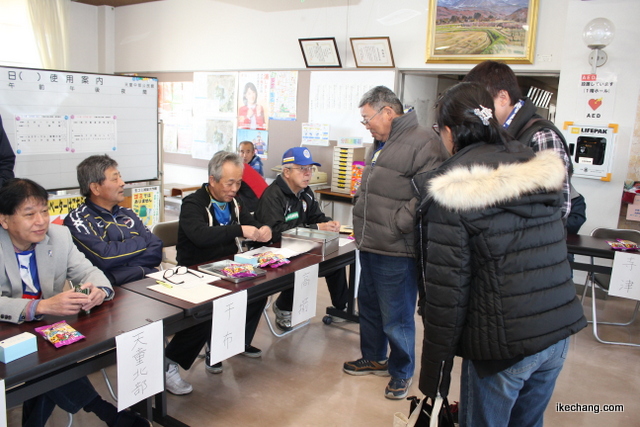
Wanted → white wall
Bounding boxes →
[555,0,640,233]
[64,0,639,232]
[112,0,567,74]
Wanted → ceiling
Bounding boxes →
[72,0,161,7]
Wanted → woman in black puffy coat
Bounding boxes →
[415,82,586,427]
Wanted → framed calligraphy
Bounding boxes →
[298,37,342,68]
[350,37,395,68]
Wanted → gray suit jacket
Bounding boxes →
[0,224,113,324]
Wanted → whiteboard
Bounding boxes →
[0,66,158,190]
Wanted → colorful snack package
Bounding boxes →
[616,239,639,251]
[256,251,290,268]
[221,263,257,278]
[35,320,85,348]
[606,240,639,251]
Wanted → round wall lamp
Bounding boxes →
[583,18,615,75]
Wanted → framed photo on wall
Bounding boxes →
[350,37,395,68]
[298,38,342,68]
[426,0,539,64]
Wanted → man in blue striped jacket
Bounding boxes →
[64,154,163,286]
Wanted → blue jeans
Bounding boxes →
[460,337,570,427]
[358,251,417,379]
[22,376,98,427]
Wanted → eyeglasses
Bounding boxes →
[432,123,440,136]
[360,107,385,126]
[163,266,204,284]
[287,166,314,174]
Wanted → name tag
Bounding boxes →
[285,212,299,222]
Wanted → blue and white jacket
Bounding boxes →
[64,200,163,286]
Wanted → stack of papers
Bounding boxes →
[146,268,231,304]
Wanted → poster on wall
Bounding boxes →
[132,186,161,228]
[269,71,298,121]
[302,123,330,146]
[238,72,270,130]
[192,118,236,160]
[159,82,194,154]
[579,72,617,123]
[48,194,84,224]
[237,129,268,159]
[193,72,237,118]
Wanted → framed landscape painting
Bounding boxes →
[426,0,539,64]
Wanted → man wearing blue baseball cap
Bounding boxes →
[255,147,349,331]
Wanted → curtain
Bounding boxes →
[27,0,69,70]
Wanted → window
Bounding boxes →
[0,0,41,68]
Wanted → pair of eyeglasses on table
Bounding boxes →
[162,266,205,284]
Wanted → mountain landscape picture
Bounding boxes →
[428,0,536,62]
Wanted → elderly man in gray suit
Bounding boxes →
[0,178,149,427]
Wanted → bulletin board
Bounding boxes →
[0,66,159,190]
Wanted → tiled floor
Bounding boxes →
[8,278,640,426]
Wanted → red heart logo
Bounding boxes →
[588,98,602,110]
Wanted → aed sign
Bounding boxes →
[563,123,617,181]
[579,73,616,123]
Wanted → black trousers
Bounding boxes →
[275,267,349,311]
[22,377,98,427]
[165,297,267,370]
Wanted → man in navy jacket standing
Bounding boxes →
[64,154,163,286]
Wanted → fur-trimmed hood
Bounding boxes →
[429,149,564,212]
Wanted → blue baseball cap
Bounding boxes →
[282,147,321,167]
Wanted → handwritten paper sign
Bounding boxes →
[291,264,319,327]
[209,290,247,365]
[609,251,640,301]
[116,321,164,411]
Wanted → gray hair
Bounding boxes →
[358,85,404,115]
[77,154,119,198]
[208,151,243,181]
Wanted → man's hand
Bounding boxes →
[81,283,106,312]
[318,221,340,232]
[36,289,90,317]
[256,226,272,242]
[241,225,261,240]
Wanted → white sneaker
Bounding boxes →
[165,362,193,395]
[330,306,348,323]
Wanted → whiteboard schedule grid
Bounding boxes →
[0,66,159,190]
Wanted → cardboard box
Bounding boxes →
[281,228,339,256]
[0,332,37,363]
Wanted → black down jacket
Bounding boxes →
[416,140,586,399]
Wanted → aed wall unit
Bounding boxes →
[563,122,618,181]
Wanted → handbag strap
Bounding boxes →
[406,396,426,427]
[430,395,444,427]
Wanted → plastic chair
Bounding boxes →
[581,227,640,347]
[151,220,180,265]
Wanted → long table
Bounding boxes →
[122,241,357,425]
[124,241,358,319]
[0,288,183,410]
